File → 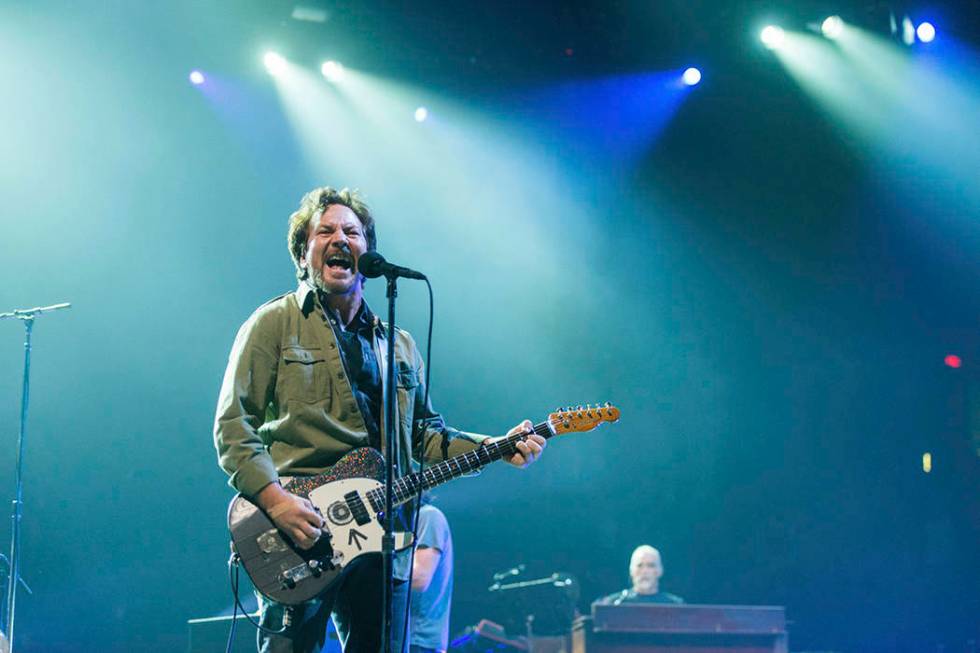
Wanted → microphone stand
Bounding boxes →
[381,277,397,653]
[0,302,70,651]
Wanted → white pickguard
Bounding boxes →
[308,478,413,570]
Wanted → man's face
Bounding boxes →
[629,549,663,594]
[301,204,368,297]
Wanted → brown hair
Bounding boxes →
[287,186,377,280]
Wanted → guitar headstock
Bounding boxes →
[549,402,621,435]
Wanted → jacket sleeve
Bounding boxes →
[213,309,281,498]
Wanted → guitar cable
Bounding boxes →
[225,552,289,653]
[400,276,435,653]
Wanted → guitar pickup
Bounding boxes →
[343,491,371,526]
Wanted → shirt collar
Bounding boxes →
[295,281,382,333]
[295,280,317,315]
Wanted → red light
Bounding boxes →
[944,354,962,368]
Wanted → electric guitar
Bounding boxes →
[228,403,620,605]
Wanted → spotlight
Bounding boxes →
[916,21,936,43]
[760,25,786,50]
[321,60,345,82]
[821,15,844,39]
[901,16,916,45]
[263,52,287,76]
[682,67,702,86]
[188,70,205,85]
[414,107,428,122]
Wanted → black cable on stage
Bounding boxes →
[225,554,287,653]
[400,276,435,653]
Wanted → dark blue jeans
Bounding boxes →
[257,557,409,653]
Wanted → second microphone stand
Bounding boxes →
[1,302,70,652]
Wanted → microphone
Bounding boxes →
[358,251,427,280]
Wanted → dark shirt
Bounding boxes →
[323,298,383,450]
[600,589,685,605]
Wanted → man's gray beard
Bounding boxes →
[306,263,364,295]
[308,264,330,294]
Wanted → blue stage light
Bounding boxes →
[917,22,936,43]
[189,70,205,85]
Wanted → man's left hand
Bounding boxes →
[494,420,546,468]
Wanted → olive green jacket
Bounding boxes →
[213,282,488,500]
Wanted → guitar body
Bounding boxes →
[228,447,400,605]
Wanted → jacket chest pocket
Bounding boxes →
[396,364,419,390]
[279,346,328,404]
[396,364,419,430]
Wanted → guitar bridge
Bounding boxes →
[279,558,335,589]
[279,562,311,589]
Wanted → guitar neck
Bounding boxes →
[373,421,554,509]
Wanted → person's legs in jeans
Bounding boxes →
[257,592,336,653]
[331,557,409,653]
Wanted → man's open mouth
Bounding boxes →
[325,255,353,271]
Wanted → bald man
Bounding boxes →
[598,545,684,605]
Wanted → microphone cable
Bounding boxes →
[400,276,435,653]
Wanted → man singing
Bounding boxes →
[214,186,546,653]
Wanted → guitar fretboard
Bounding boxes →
[365,421,554,512]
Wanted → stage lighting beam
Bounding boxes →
[761,25,786,50]
[414,107,428,122]
[822,16,844,40]
[189,70,205,85]
[264,52,287,76]
[321,60,345,83]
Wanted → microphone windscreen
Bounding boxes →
[358,251,386,278]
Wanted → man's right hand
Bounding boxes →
[256,483,325,550]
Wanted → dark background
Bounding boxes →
[1,1,978,651]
